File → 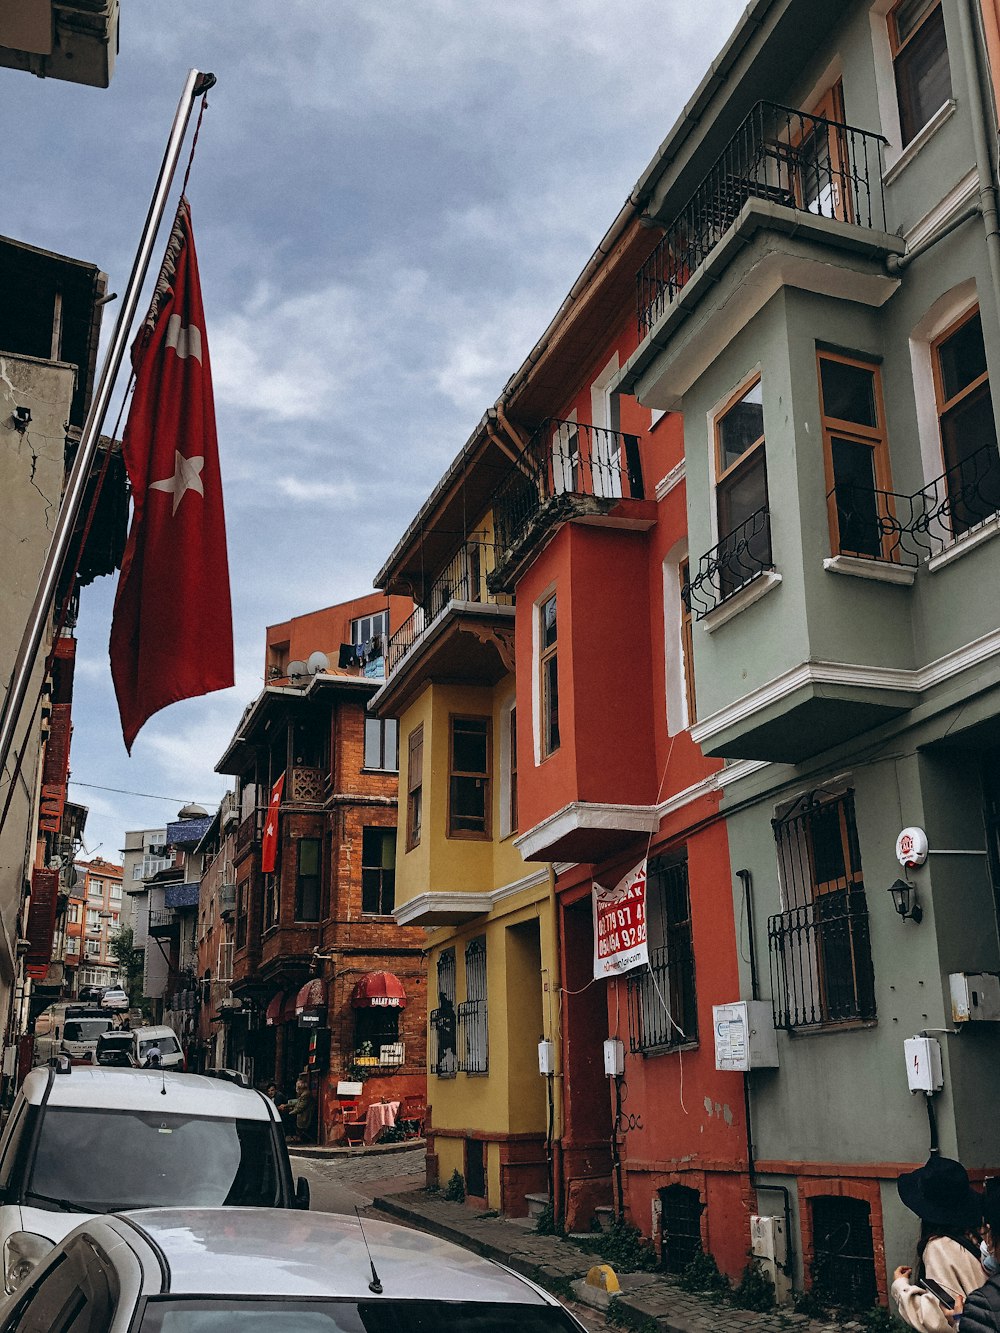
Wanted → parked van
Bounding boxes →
[131,1025,184,1069]
[32,1004,112,1066]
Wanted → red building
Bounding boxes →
[482,215,752,1274]
[216,593,427,1143]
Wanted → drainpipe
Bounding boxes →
[956,0,1000,307]
[547,863,565,1227]
[886,201,982,274]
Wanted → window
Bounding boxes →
[235,882,248,950]
[932,307,1000,534]
[406,726,423,851]
[552,419,581,494]
[109,882,121,901]
[499,700,518,840]
[818,351,893,559]
[679,560,696,724]
[628,858,697,1053]
[448,716,491,839]
[431,948,457,1076]
[88,880,103,900]
[361,827,396,915]
[262,872,279,932]
[539,594,559,757]
[768,788,876,1029]
[66,903,79,925]
[458,937,488,1073]
[508,706,518,834]
[793,84,850,222]
[810,1195,878,1307]
[889,0,951,147]
[354,1004,401,1062]
[364,716,398,771]
[294,837,321,922]
[351,609,389,646]
[714,377,771,597]
[86,909,100,931]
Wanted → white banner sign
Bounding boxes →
[593,859,648,980]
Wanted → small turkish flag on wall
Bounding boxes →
[261,773,285,874]
[110,196,233,752]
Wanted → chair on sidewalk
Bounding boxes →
[399,1094,426,1139]
[334,1081,366,1146]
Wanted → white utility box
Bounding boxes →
[904,1036,943,1093]
[750,1214,791,1305]
[538,1039,555,1076]
[713,1001,779,1071]
[603,1037,625,1078]
[949,973,1000,1023]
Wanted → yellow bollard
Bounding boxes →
[585,1264,620,1294]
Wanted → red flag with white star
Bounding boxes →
[260,773,284,874]
[110,196,233,752]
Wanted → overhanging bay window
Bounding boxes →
[768,788,876,1029]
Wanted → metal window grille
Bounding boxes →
[431,948,457,1076]
[768,790,876,1029]
[216,941,234,984]
[628,860,697,1052]
[660,1184,703,1274]
[458,938,488,1073]
[810,1195,878,1309]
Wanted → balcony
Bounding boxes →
[286,765,325,803]
[234,807,264,864]
[148,908,178,936]
[488,420,648,590]
[637,101,888,337]
[684,506,773,619]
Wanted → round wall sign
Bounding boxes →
[896,826,928,868]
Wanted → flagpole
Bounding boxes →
[0,68,216,797]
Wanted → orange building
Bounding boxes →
[68,856,125,996]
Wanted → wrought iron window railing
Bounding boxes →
[637,101,887,336]
[769,789,876,1029]
[627,939,697,1052]
[490,418,644,561]
[385,538,512,676]
[683,506,773,618]
[456,998,488,1073]
[148,908,178,931]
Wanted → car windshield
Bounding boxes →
[62,1020,112,1042]
[27,1108,280,1211]
[138,1035,181,1057]
[139,1299,579,1332]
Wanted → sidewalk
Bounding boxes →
[372,1190,847,1333]
[289,1137,425,1161]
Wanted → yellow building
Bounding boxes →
[372,421,559,1215]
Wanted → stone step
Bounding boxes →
[594,1205,615,1233]
[524,1192,551,1219]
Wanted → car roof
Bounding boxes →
[18,1067,271,1119]
[118,1209,553,1303]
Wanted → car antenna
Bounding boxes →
[353,1206,383,1294]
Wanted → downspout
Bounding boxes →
[886,201,982,274]
[547,863,565,1227]
[957,0,1000,307]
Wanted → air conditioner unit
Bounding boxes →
[0,0,119,89]
[750,1214,790,1304]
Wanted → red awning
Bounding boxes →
[264,991,285,1026]
[296,977,327,1013]
[351,970,407,1009]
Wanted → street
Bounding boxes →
[291,1146,425,1215]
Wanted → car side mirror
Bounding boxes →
[294,1176,310,1211]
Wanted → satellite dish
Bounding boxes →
[287,660,308,681]
[306,650,330,676]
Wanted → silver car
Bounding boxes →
[0,1207,585,1330]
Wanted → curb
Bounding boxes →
[290,1138,425,1161]
[372,1193,510,1265]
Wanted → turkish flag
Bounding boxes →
[110,196,233,752]
[260,773,284,874]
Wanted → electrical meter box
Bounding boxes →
[538,1039,555,1076]
[750,1214,791,1305]
[713,1001,779,1071]
[904,1036,944,1093]
[603,1037,624,1078]
[949,973,1000,1023]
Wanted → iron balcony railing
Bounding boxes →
[637,101,887,336]
[683,505,773,618]
[456,998,488,1074]
[490,418,644,561]
[385,538,512,676]
[768,893,876,1029]
[627,940,697,1053]
[148,908,178,934]
[830,443,1000,565]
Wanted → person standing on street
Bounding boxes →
[950,1182,1000,1332]
[892,1156,985,1333]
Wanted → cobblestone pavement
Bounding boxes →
[371,1190,851,1333]
[292,1146,425,1213]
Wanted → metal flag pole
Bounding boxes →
[0,68,216,798]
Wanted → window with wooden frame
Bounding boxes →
[932,306,1000,533]
[361,826,396,915]
[889,0,952,147]
[714,376,771,596]
[364,716,398,772]
[539,593,559,757]
[818,350,893,560]
[294,837,321,922]
[792,82,852,223]
[405,725,423,851]
[627,857,697,1053]
[678,559,697,725]
[448,715,491,839]
[509,705,518,834]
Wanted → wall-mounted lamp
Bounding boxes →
[12,406,31,432]
[889,878,923,923]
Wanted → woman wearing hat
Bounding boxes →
[892,1155,985,1333]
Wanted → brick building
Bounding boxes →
[216,593,426,1143]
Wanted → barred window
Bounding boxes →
[431,948,457,1077]
[628,858,697,1053]
[660,1184,703,1274]
[458,937,488,1073]
[810,1195,878,1308]
[768,788,876,1029]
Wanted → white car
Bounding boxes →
[0,1207,586,1330]
[99,987,130,1011]
[0,1063,309,1294]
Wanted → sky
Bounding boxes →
[4,0,748,864]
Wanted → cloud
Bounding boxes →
[274,476,360,505]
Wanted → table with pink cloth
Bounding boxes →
[363,1099,400,1146]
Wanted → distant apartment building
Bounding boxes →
[67,857,124,994]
